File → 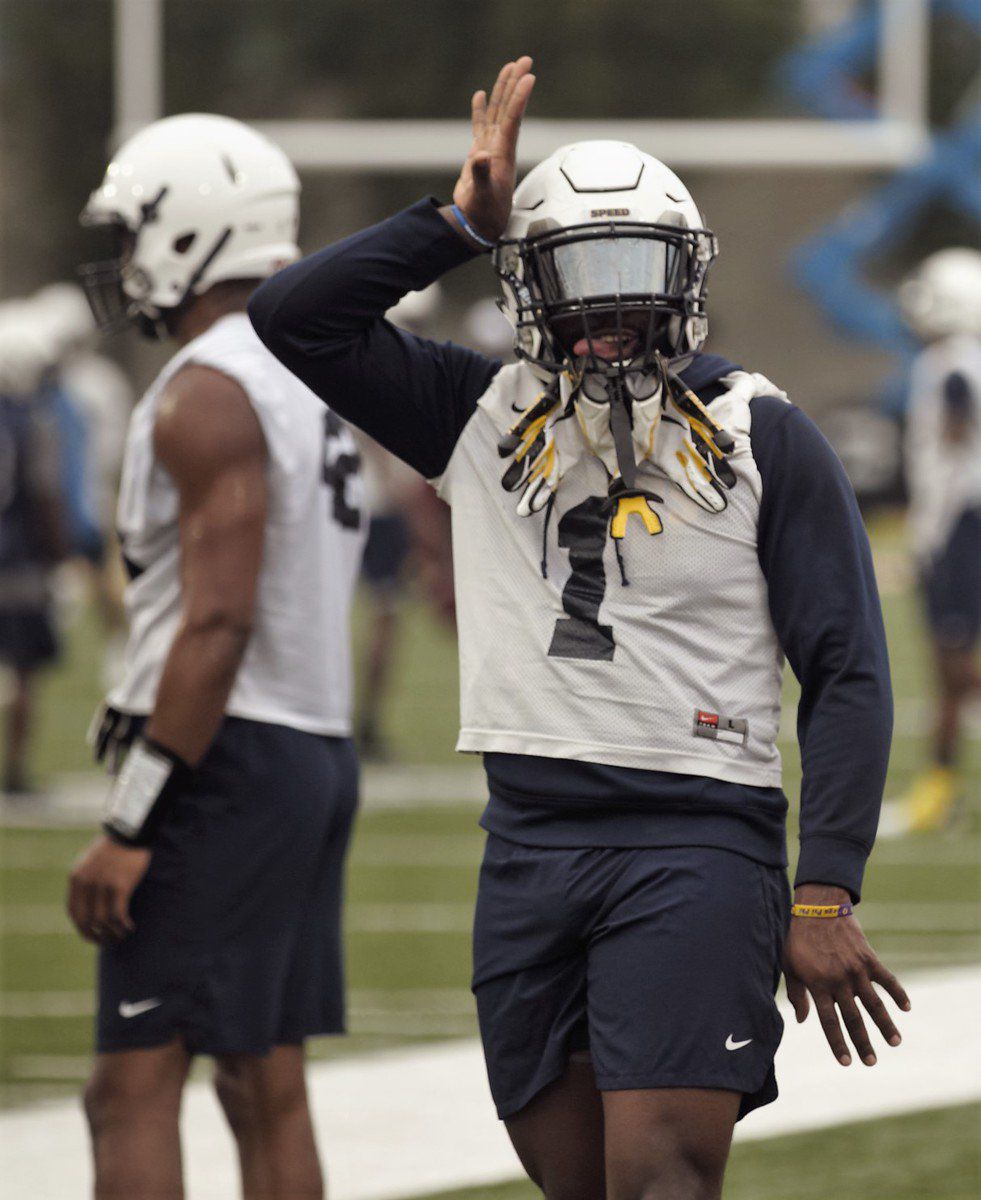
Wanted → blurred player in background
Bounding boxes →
[0,306,67,797]
[67,114,365,1200]
[899,248,981,831]
[252,58,909,1200]
[33,283,132,636]
[355,284,442,759]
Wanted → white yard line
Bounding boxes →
[1,966,979,1200]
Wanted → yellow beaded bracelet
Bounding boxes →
[791,902,854,918]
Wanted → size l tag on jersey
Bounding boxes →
[692,709,748,745]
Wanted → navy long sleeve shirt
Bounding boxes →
[250,198,893,901]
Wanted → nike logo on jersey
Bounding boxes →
[725,1034,753,1051]
[119,998,162,1019]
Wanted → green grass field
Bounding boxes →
[0,511,978,1195]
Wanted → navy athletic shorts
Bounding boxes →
[0,607,59,671]
[97,717,358,1056]
[472,837,790,1121]
[922,508,981,651]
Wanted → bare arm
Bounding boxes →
[144,364,268,763]
[68,365,267,943]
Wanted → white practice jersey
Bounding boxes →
[110,312,366,736]
[437,364,785,785]
[905,334,981,562]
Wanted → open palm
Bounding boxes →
[452,56,536,242]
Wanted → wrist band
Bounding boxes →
[103,736,185,846]
[450,203,497,251]
[791,902,854,919]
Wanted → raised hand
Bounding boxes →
[448,57,536,246]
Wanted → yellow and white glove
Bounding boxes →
[653,413,730,512]
[499,382,567,515]
[515,411,564,516]
[653,369,788,512]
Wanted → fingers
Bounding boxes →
[90,883,116,941]
[814,992,852,1066]
[67,874,132,943]
[484,60,513,128]
[869,958,912,1013]
[499,72,536,154]
[470,90,487,139]
[68,877,100,944]
[498,54,532,121]
[857,978,902,1048]
[837,991,877,1066]
[784,973,810,1024]
[105,882,136,940]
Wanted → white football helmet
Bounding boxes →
[32,283,96,360]
[80,113,300,335]
[899,248,981,341]
[0,302,57,398]
[494,141,717,378]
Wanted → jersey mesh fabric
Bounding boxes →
[441,365,784,785]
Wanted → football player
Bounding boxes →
[899,248,981,831]
[0,306,67,796]
[68,114,365,1200]
[251,59,909,1200]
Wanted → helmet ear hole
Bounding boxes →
[172,232,196,255]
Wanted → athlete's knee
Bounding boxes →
[215,1053,310,1135]
[510,1134,606,1199]
[607,1120,729,1200]
[214,1062,257,1137]
[84,1057,182,1136]
[609,1142,727,1200]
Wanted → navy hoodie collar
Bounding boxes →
[677,352,740,395]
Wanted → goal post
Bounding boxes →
[113,0,932,170]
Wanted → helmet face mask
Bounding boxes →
[495,142,718,379]
[498,218,716,376]
[78,216,159,336]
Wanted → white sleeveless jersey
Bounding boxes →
[905,334,981,561]
[110,313,366,736]
[436,363,784,785]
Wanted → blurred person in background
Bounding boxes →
[0,305,68,797]
[898,248,981,832]
[33,283,132,635]
[251,58,909,1200]
[67,113,365,1200]
[355,283,442,760]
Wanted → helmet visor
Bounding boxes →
[504,221,715,366]
[539,234,685,305]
